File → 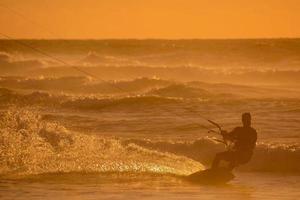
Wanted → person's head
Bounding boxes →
[242,112,251,127]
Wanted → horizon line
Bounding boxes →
[0,37,300,41]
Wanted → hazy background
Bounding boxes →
[0,0,300,39]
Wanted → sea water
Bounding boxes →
[0,39,299,199]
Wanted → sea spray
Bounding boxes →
[126,138,300,173]
[0,108,203,177]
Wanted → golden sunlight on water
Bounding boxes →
[0,172,300,200]
[0,1,300,200]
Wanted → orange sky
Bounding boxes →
[0,0,299,39]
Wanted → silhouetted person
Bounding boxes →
[211,113,257,170]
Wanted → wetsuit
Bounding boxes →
[212,126,257,169]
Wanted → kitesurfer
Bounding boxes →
[211,113,257,170]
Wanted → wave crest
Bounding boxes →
[0,108,203,177]
[0,88,181,111]
[63,95,179,110]
[0,52,43,75]
[126,138,300,173]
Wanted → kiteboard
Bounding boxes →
[186,167,235,184]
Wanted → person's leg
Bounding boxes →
[227,161,237,171]
[211,151,235,169]
[211,151,228,169]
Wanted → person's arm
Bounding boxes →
[221,127,239,141]
[251,129,258,148]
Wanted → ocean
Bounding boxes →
[0,39,299,199]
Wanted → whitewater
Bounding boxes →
[0,39,300,199]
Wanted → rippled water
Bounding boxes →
[1,172,300,200]
[0,39,299,199]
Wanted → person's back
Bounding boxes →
[225,126,257,152]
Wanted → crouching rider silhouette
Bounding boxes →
[211,113,257,171]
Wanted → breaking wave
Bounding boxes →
[148,84,211,98]
[24,65,300,85]
[0,108,299,179]
[78,51,141,66]
[0,76,171,94]
[0,52,44,75]
[0,88,181,111]
[0,109,203,178]
[1,76,300,100]
[1,86,300,114]
[126,138,300,173]
[62,95,180,111]
[0,88,65,107]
